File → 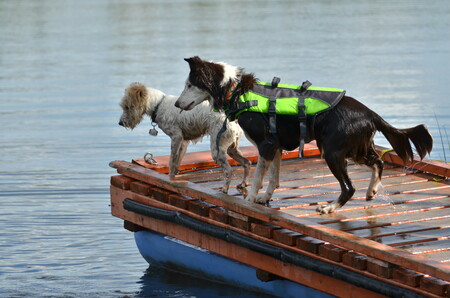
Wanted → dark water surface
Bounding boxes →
[1,0,449,297]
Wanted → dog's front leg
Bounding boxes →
[317,152,355,214]
[212,148,233,194]
[227,145,251,194]
[245,156,271,203]
[256,149,281,204]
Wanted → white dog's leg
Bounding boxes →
[366,162,381,201]
[174,140,189,173]
[210,139,233,194]
[227,144,251,193]
[256,149,281,204]
[245,156,271,203]
[169,134,184,177]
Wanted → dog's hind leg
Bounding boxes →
[169,135,188,177]
[211,140,233,194]
[365,146,384,201]
[317,151,355,214]
[245,156,271,203]
[217,155,233,194]
[255,149,281,205]
[175,140,189,171]
[226,143,251,194]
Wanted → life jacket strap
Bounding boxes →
[298,97,307,158]
[216,100,259,152]
[235,100,258,111]
[216,117,229,154]
[267,77,281,134]
[268,98,277,134]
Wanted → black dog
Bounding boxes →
[175,56,433,214]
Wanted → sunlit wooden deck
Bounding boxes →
[111,142,450,296]
[169,150,450,263]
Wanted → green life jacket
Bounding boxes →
[229,79,345,120]
[221,78,345,157]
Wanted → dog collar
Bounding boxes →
[151,100,163,123]
[224,80,239,102]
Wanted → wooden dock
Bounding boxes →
[110,142,450,297]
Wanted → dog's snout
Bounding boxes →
[174,101,180,108]
[118,120,124,127]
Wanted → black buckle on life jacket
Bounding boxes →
[271,77,280,88]
[300,80,312,92]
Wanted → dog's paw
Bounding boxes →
[255,194,271,205]
[366,192,376,201]
[236,182,247,190]
[236,183,248,197]
[366,188,379,201]
[316,204,335,214]
[168,170,178,178]
[245,194,256,202]
[220,186,229,194]
[239,187,248,197]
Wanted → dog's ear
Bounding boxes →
[136,87,145,100]
[130,83,148,107]
[184,56,202,70]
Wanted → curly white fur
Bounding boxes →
[119,83,251,193]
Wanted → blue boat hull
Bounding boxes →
[134,230,332,297]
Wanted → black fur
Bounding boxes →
[183,56,433,213]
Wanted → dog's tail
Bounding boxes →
[374,114,433,164]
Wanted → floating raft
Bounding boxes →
[110,142,450,297]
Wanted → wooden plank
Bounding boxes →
[132,143,321,174]
[111,185,442,297]
[280,179,450,211]
[133,144,450,179]
[281,196,450,229]
[271,171,429,209]
[353,218,450,240]
[110,160,450,281]
[279,182,450,217]
[178,168,243,184]
[397,239,450,255]
[322,208,450,233]
[110,186,390,298]
[376,227,450,246]
[421,251,450,263]
[188,157,330,186]
[177,160,401,197]
[277,168,425,193]
[319,196,450,224]
[375,145,450,179]
[278,170,373,189]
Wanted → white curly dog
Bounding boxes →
[118,82,251,193]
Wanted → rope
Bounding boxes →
[380,148,394,161]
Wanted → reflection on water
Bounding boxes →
[137,265,275,298]
[1,0,449,297]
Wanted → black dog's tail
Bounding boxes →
[374,114,433,164]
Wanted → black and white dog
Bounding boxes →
[174,56,433,214]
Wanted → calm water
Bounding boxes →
[1,0,449,297]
